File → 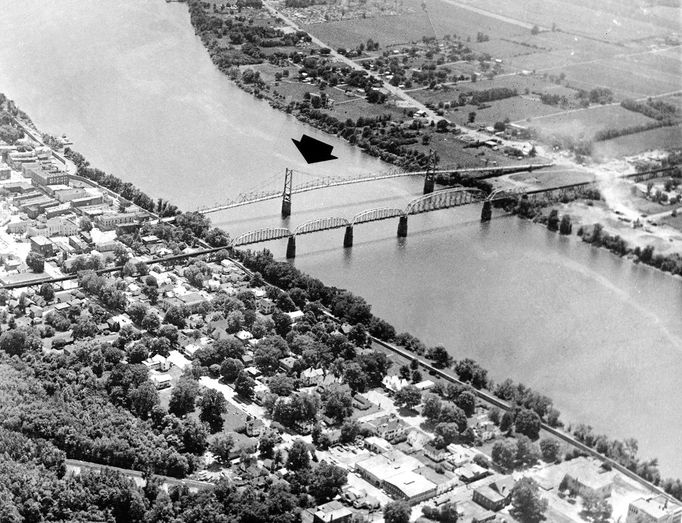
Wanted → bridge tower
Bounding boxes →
[281,168,293,218]
[423,149,437,194]
[397,215,408,237]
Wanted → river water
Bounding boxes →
[2,0,682,476]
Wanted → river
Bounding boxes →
[2,0,682,476]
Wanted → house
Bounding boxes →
[300,367,325,386]
[352,394,372,411]
[312,500,353,523]
[236,330,253,342]
[423,442,450,462]
[245,418,265,437]
[626,495,682,523]
[143,354,171,371]
[365,414,409,443]
[151,374,172,389]
[473,476,516,511]
[279,356,298,373]
[183,344,201,360]
[561,457,615,498]
[258,298,275,314]
[285,310,305,323]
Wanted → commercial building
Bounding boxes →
[626,495,682,523]
[312,501,353,523]
[382,470,437,505]
[355,451,421,487]
[30,235,54,257]
[46,217,78,237]
[27,164,69,186]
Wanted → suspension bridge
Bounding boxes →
[196,162,553,215]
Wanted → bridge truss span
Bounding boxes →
[294,217,350,236]
[233,227,291,246]
[406,187,486,215]
[352,207,405,226]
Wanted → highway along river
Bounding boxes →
[2,0,682,476]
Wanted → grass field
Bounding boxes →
[592,125,682,160]
[528,104,657,139]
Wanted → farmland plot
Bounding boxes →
[592,125,682,160]
[527,104,656,139]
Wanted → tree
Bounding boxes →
[435,422,461,446]
[439,402,468,432]
[340,420,360,443]
[500,411,514,433]
[254,344,282,376]
[456,390,476,416]
[394,385,422,410]
[531,24,540,35]
[164,305,187,329]
[581,491,612,523]
[384,500,411,523]
[515,408,542,440]
[510,477,548,523]
[169,378,199,416]
[210,433,235,465]
[559,214,573,235]
[547,209,560,231]
[39,283,55,302]
[234,370,256,399]
[286,440,310,470]
[343,362,367,393]
[129,381,159,419]
[310,462,348,502]
[453,359,488,388]
[322,385,354,424]
[422,393,442,421]
[539,438,561,463]
[72,316,98,339]
[259,430,278,459]
[516,435,540,468]
[199,389,227,433]
[492,439,517,470]
[141,312,160,332]
[468,111,477,123]
[26,252,45,273]
[220,358,243,382]
[436,119,449,132]
[427,345,451,368]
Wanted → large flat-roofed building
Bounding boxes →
[27,164,69,186]
[95,212,143,230]
[382,470,437,505]
[561,457,615,498]
[356,451,421,487]
[627,495,682,523]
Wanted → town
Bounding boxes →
[1,91,681,522]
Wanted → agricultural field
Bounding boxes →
[304,13,436,49]
[328,97,407,122]
[510,168,596,189]
[465,0,670,42]
[592,125,682,160]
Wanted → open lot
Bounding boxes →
[592,125,682,160]
[528,104,656,140]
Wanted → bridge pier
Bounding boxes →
[281,199,291,218]
[481,200,492,222]
[286,235,296,259]
[343,226,354,248]
[423,175,434,194]
[397,215,408,237]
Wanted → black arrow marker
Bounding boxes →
[292,134,338,164]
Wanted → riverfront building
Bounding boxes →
[626,495,682,523]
